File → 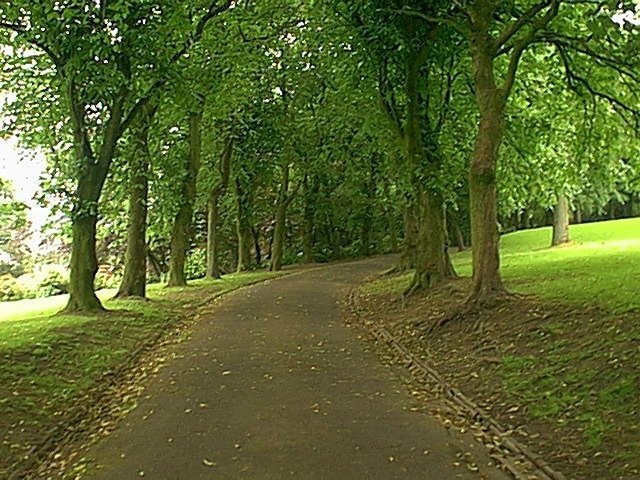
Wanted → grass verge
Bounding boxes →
[0,271,282,478]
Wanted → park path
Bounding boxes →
[84,258,507,479]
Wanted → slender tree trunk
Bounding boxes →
[573,207,582,224]
[167,107,202,287]
[148,250,163,280]
[270,163,290,272]
[453,221,466,251]
[116,104,156,298]
[235,176,252,272]
[552,194,571,246]
[467,25,507,303]
[383,180,399,253]
[400,201,418,271]
[301,175,316,263]
[206,198,222,279]
[206,136,233,279]
[253,227,262,265]
[360,155,378,257]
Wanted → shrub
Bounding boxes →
[0,274,27,301]
[185,248,206,280]
[37,268,69,297]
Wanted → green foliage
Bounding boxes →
[0,274,27,301]
[184,247,207,280]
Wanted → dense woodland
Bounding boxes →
[0,1,639,311]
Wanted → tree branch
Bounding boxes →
[0,21,64,68]
[119,0,233,135]
[376,8,467,34]
[495,0,553,49]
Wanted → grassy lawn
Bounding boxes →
[455,217,640,313]
[0,271,282,476]
[358,217,640,477]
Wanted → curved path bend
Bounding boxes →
[85,258,507,480]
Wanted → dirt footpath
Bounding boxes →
[82,258,508,479]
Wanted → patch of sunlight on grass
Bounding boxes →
[452,217,640,312]
[360,273,412,296]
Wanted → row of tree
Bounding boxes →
[0,1,638,312]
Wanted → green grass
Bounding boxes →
[0,270,282,474]
[454,217,640,312]
[359,217,640,472]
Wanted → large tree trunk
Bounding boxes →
[467,24,507,304]
[206,135,233,279]
[270,163,290,272]
[403,42,454,290]
[66,215,103,312]
[167,108,202,287]
[399,201,418,271]
[116,104,156,298]
[408,189,457,292]
[552,194,571,246]
[65,84,123,313]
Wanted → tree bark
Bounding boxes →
[64,83,123,313]
[235,176,252,272]
[467,17,507,303]
[552,194,571,246]
[408,189,457,292]
[270,163,290,272]
[167,107,202,287]
[573,207,582,224]
[66,215,104,312]
[116,103,156,298]
[399,201,418,272]
[253,227,262,265]
[403,41,455,290]
[206,135,233,279]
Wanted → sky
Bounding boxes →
[0,137,49,249]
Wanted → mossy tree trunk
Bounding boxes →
[552,194,571,246]
[206,135,233,279]
[116,103,157,299]
[465,0,559,304]
[270,162,299,271]
[466,8,508,303]
[403,41,455,292]
[167,106,203,287]
[399,200,418,271]
[65,85,125,313]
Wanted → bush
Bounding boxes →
[37,268,69,297]
[0,274,27,301]
[185,248,207,280]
